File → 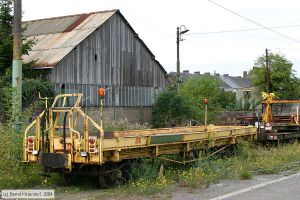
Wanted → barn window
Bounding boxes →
[95,54,98,61]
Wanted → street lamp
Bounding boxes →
[176,25,189,92]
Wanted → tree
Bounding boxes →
[153,86,191,128]
[0,0,53,122]
[249,52,300,99]
[180,74,224,124]
[219,90,238,110]
[0,0,36,75]
[153,75,239,127]
[0,0,13,75]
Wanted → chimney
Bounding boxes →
[183,70,189,73]
[194,71,200,75]
[243,71,248,78]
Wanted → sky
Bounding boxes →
[22,0,300,76]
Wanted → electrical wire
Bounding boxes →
[187,24,300,35]
[207,0,300,43]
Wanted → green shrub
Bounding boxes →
[0,76,54,123]
[129,158,161,181]
[153,86,191,127]
[22,78,54,108]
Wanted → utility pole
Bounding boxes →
[265,48,270,93]
[176,27,180,93]
[176,25,189,93]
[12,0,22,132]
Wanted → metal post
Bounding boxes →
[176,27,180,93]
[39,93,49,129]
[297,106,299,125]
[12,0,22,132]
[205,104,208,126]
[204,98,208,126]
[100,98,103,128]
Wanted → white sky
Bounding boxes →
[22,0,300,76]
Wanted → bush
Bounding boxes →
[0,74,54,123]
[22,78,54,108]
[153,86,191,127]
[180,75,223,124]
[129,158,161,181]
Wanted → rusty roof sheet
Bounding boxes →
[22,10,117,68]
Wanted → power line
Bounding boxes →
[207,0,300,43]
[187,24,300,35]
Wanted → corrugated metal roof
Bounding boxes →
[22,10,117,68]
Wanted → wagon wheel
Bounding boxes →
[99,163,120,189]
[120,161,132,182]
[59,173,71,186]
[187,150,200,166]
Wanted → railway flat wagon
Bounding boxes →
[22,94,257,188]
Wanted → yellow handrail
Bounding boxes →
[51,93,83,108]
[23,93,104,163]
[23,110,45,161]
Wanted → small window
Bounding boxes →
[60,84,65,94]
[243,91,251,99]
[95,54,98,61]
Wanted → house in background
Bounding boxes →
[218,72,258,109]
[167,70,258,109]
[22,9,167,123]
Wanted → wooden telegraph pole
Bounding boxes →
[265,49,270,93]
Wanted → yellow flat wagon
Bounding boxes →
[23,94,257,188]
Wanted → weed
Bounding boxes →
[239,170,253,180]
[103,119,150,132]
[125,159,174,194]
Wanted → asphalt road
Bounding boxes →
[210,172,300,200]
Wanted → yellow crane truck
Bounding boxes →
[22,92,257,188]
[258,92,300,141]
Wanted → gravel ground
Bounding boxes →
[53,170,298,200]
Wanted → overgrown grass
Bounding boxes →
[124,141,300,194]
[2,104,300,195]
[103,119,150,132]
[0,101,46,189]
